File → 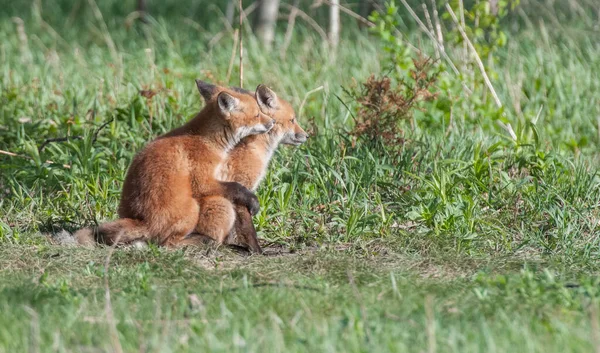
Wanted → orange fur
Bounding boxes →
[192,81,308,252]
[74,83,275,247]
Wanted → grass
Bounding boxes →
[1,0,600,351]
[1,244,600,352]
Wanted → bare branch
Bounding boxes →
[280,0,300,59]
[299,86,324,117]
[319,0,375,27]
[239,0,244,88]
[38,136,83,153]
[280,3,328,44]
[445,4,502,108]
[0,149,71,169]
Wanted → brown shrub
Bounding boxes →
[350,57,439,150]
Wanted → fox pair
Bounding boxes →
[74,80,308,253]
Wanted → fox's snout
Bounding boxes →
[281,130,309,146]
[294,131,309,143]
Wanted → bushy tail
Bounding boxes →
[74,218,149,246]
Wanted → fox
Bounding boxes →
[74,83,276,247]
[181,81,308,253]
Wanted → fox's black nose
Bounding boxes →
[296,132,309,142]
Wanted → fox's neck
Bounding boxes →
[242,132,283,162]
[167,107,240,153]
[195,119,240,153]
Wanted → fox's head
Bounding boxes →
[253,85,308,146]
[196,80,308,147]
[198,80,275,141]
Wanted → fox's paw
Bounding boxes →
[247,194,260,216]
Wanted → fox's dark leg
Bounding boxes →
[232,204,263,254]
[219,181,260,216]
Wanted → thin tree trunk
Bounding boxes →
[226,0,235,26]
[254,0,280,49]
[136,0,147,23]
[359,0,373,18]
[329,0,340,48]
[489,0,499,16]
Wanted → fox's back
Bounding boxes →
[118,136,220,219]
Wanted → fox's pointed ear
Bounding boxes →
[217,91,239,117]
[196,80,217,102]
[256,84,279,110]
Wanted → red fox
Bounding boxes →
[75,83,276,247]
[184,81,308,253]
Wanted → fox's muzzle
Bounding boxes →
[293,132,308,144]
[283,131,308,146]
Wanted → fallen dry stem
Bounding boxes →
[299,86,324,116]
[280,3,328,44]
[444,4,502,108]
[0,149,71,169]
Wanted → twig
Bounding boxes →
[280,0,300,59]
[430,0,444,49]
[208,31,226,48]
[398,0,472,95]
[317,0,419,54]
[182,17,206,33]
[38,136,83,153]
[238,0,243,88]
[316,0,375,27]
[0,149,71,169]
[299,86,324,117]
[445,107,454,137]
[226,29,239,83]
[207,2,258,48]
[459,0,467,63]
[12,17,32,64]
[422,4,440,60]
[92,118,114,144]
[32,1,71,51]
[445,4,502,108]
[37,117,113,152]
[280,3,329,44]
[87,0,119,65]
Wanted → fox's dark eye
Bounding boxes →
[255,114,260,119]
[291,118,296,124]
